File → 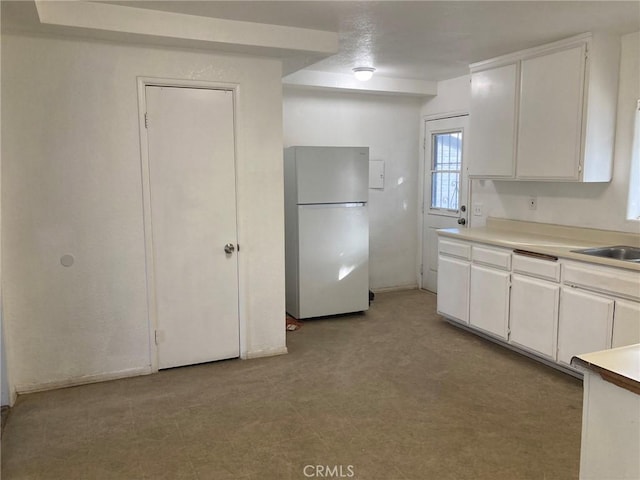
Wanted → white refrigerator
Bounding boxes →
[284,146,369,319]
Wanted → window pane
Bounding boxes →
[433,132,462,171]
[430,131,462,211]
[431,172,459,210]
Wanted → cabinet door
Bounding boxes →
[469,265,510,339]
[612,300,640,348]
[517,45,586,180]
[468,64,518,178]
[437,255,470,324]
[509,275,559,359]
[558,287,613,365]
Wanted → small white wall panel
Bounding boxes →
[369,160,385,189]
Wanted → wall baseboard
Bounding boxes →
[371,284,418,294]
[243,346,288,360]
[1,405,10,436]
[15,366,153,395]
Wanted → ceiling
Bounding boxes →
[3,1,639,82]
[105,1,640,81]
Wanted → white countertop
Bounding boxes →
[573,344,640,395]
[437,218,640,272]
[575,344,640,383]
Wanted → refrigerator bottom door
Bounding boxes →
[298,204,369,318]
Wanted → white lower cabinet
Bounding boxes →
[509,274,559,360]
[437,255,470,324]
[469,264,510,339]
[557,287,614,366]
[437,234,639,376]
[612,299,640,348]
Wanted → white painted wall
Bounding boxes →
[420,75,470,118]
[283,88,423,290]
[421,32,640,234]
[1,33,286,396]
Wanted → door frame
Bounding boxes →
[137,77,244,372]
[418,111,470,291]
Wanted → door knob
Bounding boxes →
[457,218,466,226]
[224,243,235,254]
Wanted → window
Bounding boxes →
[430,131,462,211]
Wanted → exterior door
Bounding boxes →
[422,115,469,292]
[145,86,240,369]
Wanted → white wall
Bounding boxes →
[421,75,470,118]
[283,88,423,290]
[422,32,640,234]
[1,33,286,396]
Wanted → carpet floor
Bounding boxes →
[1,289,583,479]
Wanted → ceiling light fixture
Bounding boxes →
[352,67,376,81]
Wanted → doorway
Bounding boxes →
[421,115,469,293]
[142,84,240,369]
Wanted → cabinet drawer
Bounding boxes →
[439,239,471,260]
[563,262,640,301]
[471,246,511,270]
[512,254,560,282]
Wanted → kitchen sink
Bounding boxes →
[571,245,640,262]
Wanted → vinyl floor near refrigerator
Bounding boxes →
[284,146,370,319]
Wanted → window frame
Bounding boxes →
[429,128,464,216]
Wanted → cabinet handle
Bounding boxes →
[513,249,558,262]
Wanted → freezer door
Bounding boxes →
[294,146,369,204]
[298,204,369,318]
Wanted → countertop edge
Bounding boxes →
[572,348,640,396]
[437,228,640,272]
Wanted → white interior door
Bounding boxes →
[421,115,469,293]
[145,86,240,369]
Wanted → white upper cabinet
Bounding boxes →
[468,63,518,178]
[517,46,585,180]
[468,33,620,182]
